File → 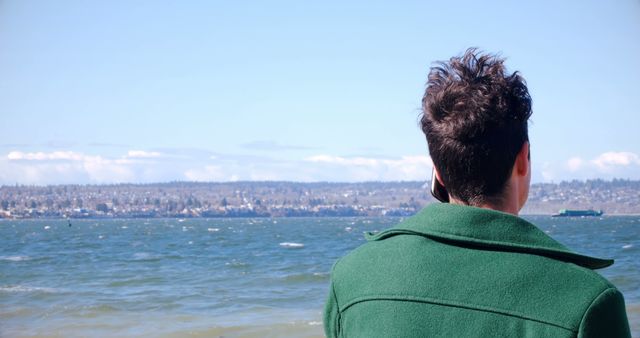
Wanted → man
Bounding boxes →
[323,49,630,337]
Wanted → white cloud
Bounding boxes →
[566,157,584,172]
[2,150,170,184]
[82,155,135,182]
[591,152,640,171]
[126,150,164,159]
[7,148,638,185]
[7,151,84,161]
[305,154,431,167]
[304,154,432,181]
[539,161,556,182]
[184,165,233,182]
[179,154,433,183]
[537,151,640,182]
[306,155,378,166]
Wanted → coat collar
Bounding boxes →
[368,203,613,270]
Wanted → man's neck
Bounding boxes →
[448,198,520,216]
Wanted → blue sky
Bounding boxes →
[1,0,639,184]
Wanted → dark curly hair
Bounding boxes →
[420,48,532,206]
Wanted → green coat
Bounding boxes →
[324,203,631,337]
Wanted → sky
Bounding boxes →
[1,0,639,185]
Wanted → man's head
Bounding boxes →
[420,48,532,209]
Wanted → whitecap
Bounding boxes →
[44,225,51,230]
[279,242,304,248]
[132,252,160,261]
[345,227,353,231]
[0,255,30,262]
[207,228,220,232]
[133,252,151,259]
[0,285,58,293]
[225,260,247,267]
[308,321,322,326]
[622,244,634,249]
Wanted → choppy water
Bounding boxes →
[1,216,638,337]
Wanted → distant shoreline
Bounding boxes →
[3,180,640,219]
[3,213,640,221]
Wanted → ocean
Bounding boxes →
[1,215,638,337]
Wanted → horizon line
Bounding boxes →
[1,177,639,188]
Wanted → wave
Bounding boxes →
[0,255,31,262]
[106,276,165,287]
[0,285,60,293]
[131,252,162,261]
[279,242,304,249]
[283,272,329,283]
[225,259,249,268]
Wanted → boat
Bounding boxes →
[551,209,604,217]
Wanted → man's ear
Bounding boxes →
[515,142,530,176]
[434,166,445,185]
